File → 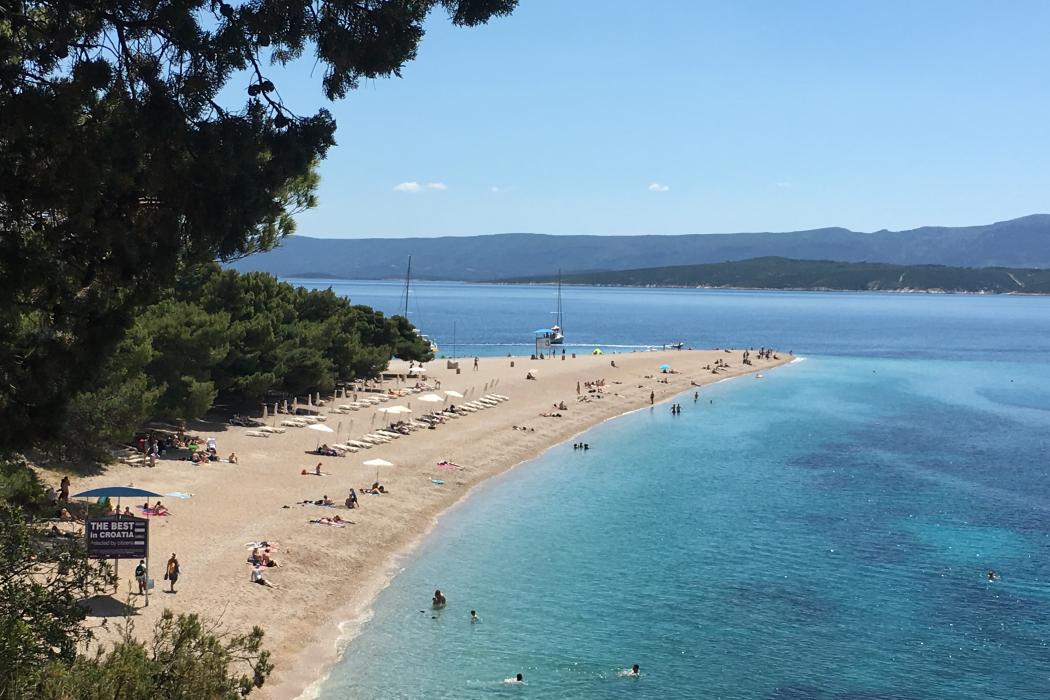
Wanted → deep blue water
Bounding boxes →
[290,279,1050,362]
[294,281,1050,699]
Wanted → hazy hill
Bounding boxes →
[227,214,1050,281]
[506,257,1050,294]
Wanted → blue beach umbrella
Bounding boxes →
[659,364,671,372]
[73,487,163,499]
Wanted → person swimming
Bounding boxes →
[504,673,524,684]
[987,569,1000,581]
[432,589,446,607]
[470,609,479,623]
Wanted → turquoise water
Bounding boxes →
[302,283,1050,699]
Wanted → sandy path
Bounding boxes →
[47,348,790,698]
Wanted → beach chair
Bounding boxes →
[245,431,270,438]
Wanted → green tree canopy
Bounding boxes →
[0,0,516,452]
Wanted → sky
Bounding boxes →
[259,1,1050,238]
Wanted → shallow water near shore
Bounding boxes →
[315,354,1050,699]
[293,282,1050,699]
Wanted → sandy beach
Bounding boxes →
[43,348,789,698]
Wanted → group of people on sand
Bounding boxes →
[428,588,641,685]
[577,379,606,395]
[249,546,281,587]
[141,500,170,515]
[704,358,731,374]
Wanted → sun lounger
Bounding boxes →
[331,443,359,453]
[281,420,306,427]
[245,431,270,438]
[259,426,287,434]
[346,440,372,449]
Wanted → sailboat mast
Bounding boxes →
[400,255,412,318]
[557,269,563,328]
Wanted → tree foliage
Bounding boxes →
[0,504,113,698]
[40,265,433,462]
[0,0,517,453]
[0,502,272,698]
[36,611,273,699]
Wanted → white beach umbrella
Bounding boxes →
[378,405,412,414]
[444,390,464,398]
[307,423,334,433]
[418,394,444,403]
[363,458,394,482]
[262,404,268,419]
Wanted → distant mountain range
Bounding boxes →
[504,257,1050,294]
[227,214,1050,281]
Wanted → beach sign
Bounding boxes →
[85,516,149,559]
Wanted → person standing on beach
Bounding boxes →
[649,390,655,405]
[473,356,479,371]
[165,554,180,593]
[59,476,70,502]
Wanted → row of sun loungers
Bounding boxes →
[244,394,509,445]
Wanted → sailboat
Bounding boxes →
[400,256,438,354]
[550,270,564,345]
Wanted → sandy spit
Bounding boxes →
[42,348,790,698]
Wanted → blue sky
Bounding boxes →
[265,1,1050,238]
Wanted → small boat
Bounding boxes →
[668,342,685,350]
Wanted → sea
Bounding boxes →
[288,280,1050,699]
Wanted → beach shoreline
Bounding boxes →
[40,348,790,699]
[285,354,801,699]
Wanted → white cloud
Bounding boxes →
[490,186,501,193]
[648,182,670,192]
[775,181,792,189]
[393,181,447,193]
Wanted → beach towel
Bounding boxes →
[164,492,193,499]
[431,479,445,485]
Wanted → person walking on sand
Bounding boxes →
[650,390,655,405]
[165,553,180,592]
[134,559,147,595]
[473,356,479,371]
[59,476,70,502]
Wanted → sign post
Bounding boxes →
[85,515,150,605]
